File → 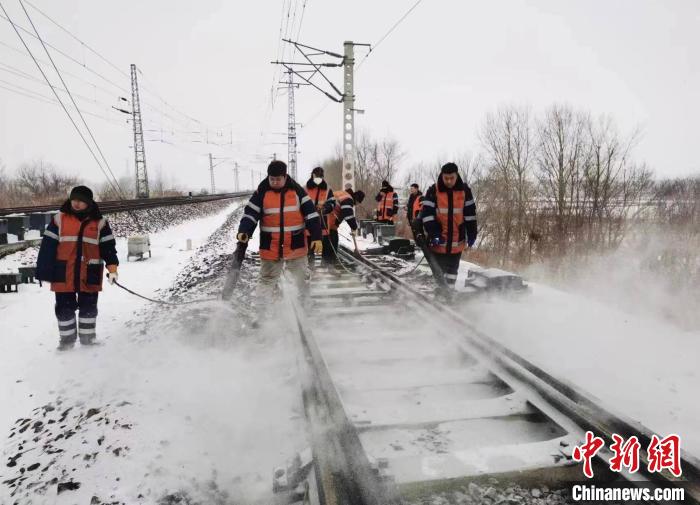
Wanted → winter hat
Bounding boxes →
[311,166,324,177]
[267,160,287,177]
[440,162,459,174]
[381,180,389,187]
[410,183,419,189]
[69,185,94,204]
[353,190,365,203]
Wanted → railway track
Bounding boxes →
[287,244,700,504]
[0,192,252,216]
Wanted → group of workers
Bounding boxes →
[35,160,477,348]
[235,159,478,308]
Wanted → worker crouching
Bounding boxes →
[237,161,322,306]
[35,185,119,350]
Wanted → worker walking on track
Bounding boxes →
[36,185,119,350]
[305,166,336,266]
[236,161,322,306]
[406,183,424,227]
[420,163,477,288]
[375,180,399,223]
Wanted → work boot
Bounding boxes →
[57,316,77,351]
[57,339,75,351]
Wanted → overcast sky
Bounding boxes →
[0,0,698,194]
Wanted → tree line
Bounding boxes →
[320,103,698,274]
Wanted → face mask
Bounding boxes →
[313,177,323,185]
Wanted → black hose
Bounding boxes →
[112,279,219,306]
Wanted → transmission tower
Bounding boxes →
[130,64,149,198]
[287,70,298,180]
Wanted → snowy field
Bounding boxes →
[0,200,306,504]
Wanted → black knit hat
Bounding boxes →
[441,162,459,174]
[311,166,324,177]
[69,185,94,204]
[381,180,389,187]
[410,183,419,189]
[267,160,287,177]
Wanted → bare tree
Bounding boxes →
[479,106,534,264]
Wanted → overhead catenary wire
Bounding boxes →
[0,0,124,199]
[302,0,424,128]
[17,0,127,200]
[2,5,232,141]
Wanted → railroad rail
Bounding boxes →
[0,192,252,216]
[287,244,700,504]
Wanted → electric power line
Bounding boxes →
[18,0,127,198]
[0,0,124,198]
[302,0,424,128]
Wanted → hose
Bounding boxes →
[112,279,219,306]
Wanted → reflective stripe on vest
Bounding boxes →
[260,189,307,260]
[52,212,104,293]
[433,187,466,255]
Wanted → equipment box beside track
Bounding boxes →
[464,266,529,293]
[127,235,151,261]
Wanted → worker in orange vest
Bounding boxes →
[420,163,477,288]
[36,186,119,350]
[332,188,366,234]
[375,180,399,223]
[236,161,322,304]
[305,166,336,266]
[406,183,424,226]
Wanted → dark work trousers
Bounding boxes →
[322,230,339,264]
[433,252,462,287]
[55,292,98,344]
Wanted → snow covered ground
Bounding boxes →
[1,200,306,504]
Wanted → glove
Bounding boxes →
[430,236,442,247]
[107,271,118,285]
[236,232,249,243]
[467,237,476,248]
[310,240,323,254]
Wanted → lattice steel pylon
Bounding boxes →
[287,70,298,180]
[130,64,149,198]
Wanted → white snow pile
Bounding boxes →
[1,201,307,505]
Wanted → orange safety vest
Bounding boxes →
[410,194,423,220]
[376,191,395,221]
[332,190,353,226]
[306,186,332,236]
[259,188,308,260]
[432,187,466,254]
[51,212,107,293]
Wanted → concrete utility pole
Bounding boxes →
[342,41,355,191]
[130,64,149,198]
[208,153,216,194]
[287,70,298,180]
[234,162,240,191]
[273,39,367,192]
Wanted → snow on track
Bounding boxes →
[1,199,306,504]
